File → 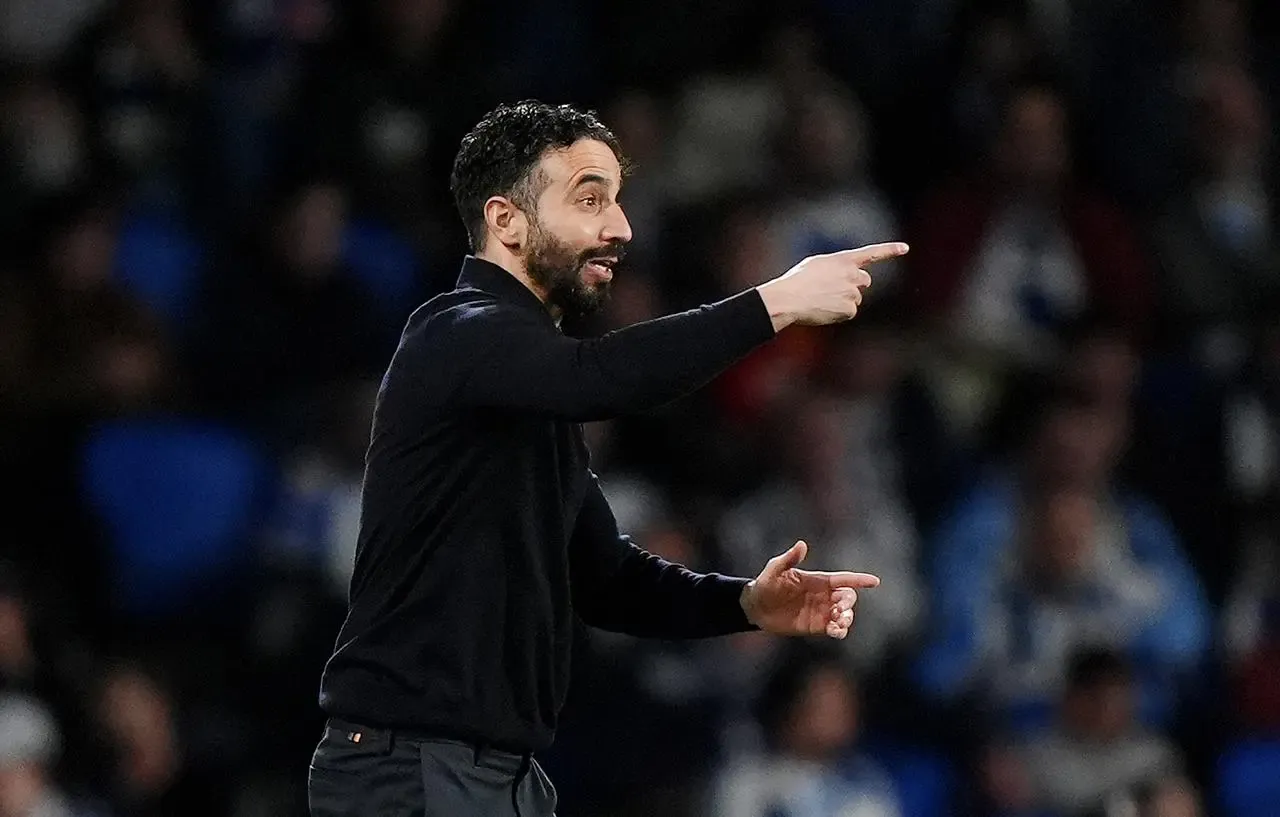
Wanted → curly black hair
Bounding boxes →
[449,100,627,252]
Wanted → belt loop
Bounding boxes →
[472,743,482,767]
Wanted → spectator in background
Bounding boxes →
[1134,778,1204,817]
[0,75,90,246]
[245,380,380,807]
[286,0,473,238]
[565,520,735,817]
[0,569,98,797]
[712,645,903,817]
[24,194,173,418]
[768,80,903,297]
[913,0,1128,100]
[93,662,228,817]
[817,312,961,536]
[946,9,1038,169]
[1083,0,1269,212]
[719,311,952,673]
[203,0,338,227]
[666,20,829,205]
[983,648,1188,817]
[916,389,1211,733]
[1150,62,1278,373]
[581,418,670,539]
[0,198,144,638]
[703,196,828,434]
[1052,316,1231,599]
[909,80,1152,441]
[260,378,380,599]
[58,0,211,214]
[86,311,179,417]
[1222,490,1280,734]
[0,695,83,817]
[190,178,386,431]
[720,388,924,675]
[1058,318,1142,414]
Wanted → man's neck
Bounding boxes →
[474,249,562,324]
[477,249,540,298]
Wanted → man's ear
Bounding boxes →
[483,196,528,251]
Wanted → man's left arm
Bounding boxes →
[568,473,757,638]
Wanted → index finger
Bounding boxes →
[818,571,881,589]
[838,242,909,266]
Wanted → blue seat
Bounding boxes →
[1217,739,1280,817]
[342,219,420,317]
[80,420,270,617]
[114,213,205,328]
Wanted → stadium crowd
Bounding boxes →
[0,0,1278,816]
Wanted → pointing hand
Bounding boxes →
[739,540,880,639]
[756,242,909,332]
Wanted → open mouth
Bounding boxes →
[583,257,617,282]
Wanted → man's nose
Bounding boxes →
[601,205,632,244]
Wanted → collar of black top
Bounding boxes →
[456,255,552,320]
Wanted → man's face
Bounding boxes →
[522,139,631,318]
[1068,334,1139,406]
[998,89,1070,190]
[1065,677,1134,742]
[782,667,860,762]
[1036,403,1128,489]
[1027,488,1098,586]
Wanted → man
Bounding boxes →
[308,100,909,817]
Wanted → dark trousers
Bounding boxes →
[308,719,558,816]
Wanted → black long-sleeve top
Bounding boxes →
[318,256,777,752]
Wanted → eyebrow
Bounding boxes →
[569,173,613,192]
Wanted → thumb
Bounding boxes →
[762,540,808,580]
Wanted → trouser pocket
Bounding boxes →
[309,722,392,776]
[308,722,422,816]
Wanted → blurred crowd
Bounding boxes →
[0,0,1279,816]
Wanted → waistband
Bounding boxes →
[324,718,531,773]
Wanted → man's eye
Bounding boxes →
[579,195,598,207]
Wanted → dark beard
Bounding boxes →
[524,220,623,318]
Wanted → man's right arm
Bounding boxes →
[447,288,777,422]
[446,242,907,422]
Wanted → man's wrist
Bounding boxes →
[739,579,759,627]
[754,280,796,334]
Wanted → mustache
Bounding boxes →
[578,242,628,266]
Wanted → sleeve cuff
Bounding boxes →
[719,288,779,345]
[705,574,760,634]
